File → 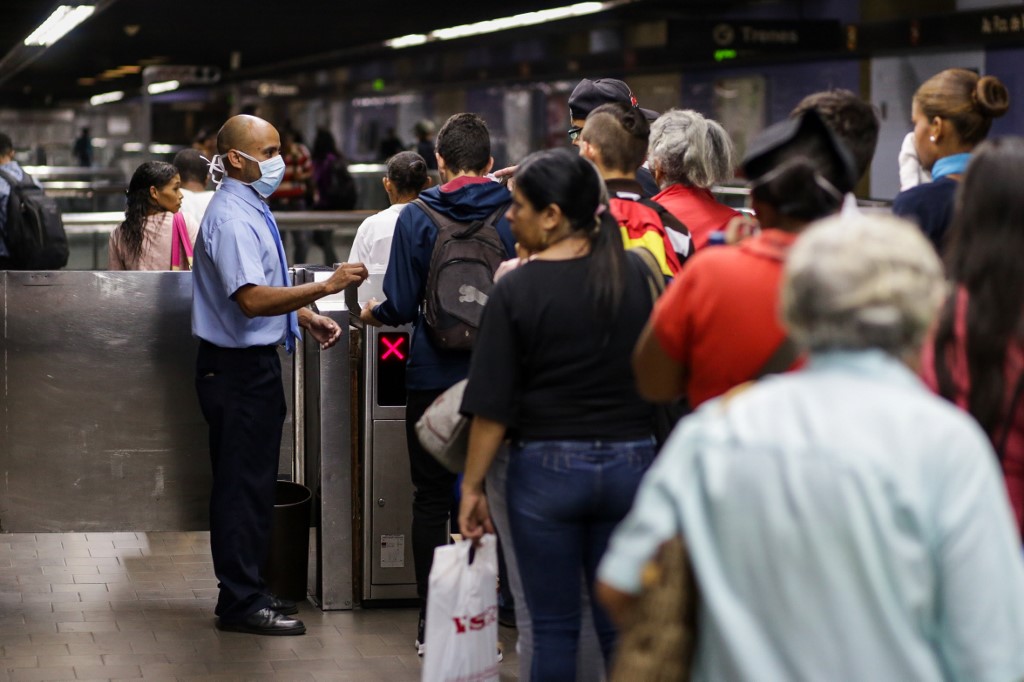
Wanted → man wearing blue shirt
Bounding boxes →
[360,113,515,655]
[193,114,367,636]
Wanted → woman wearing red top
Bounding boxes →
[633,110,857,409]
[648,109,741,251]
[921,137,1024,533]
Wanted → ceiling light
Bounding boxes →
[147,80,179,94]
[385,34,428,49]
[384,1,614,48]
[149,144,176,154]
[89,90,124,106]
[122,142,145,152]
[24,5,95,47]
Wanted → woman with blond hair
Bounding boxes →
[893,68,1009,252]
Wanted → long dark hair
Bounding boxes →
[514,148,625,315]
[118,161,178,263]
[934,137,1024,438]
[311,128,342,163]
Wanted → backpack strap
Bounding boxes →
[412,197,510,239]
[638,196,694,263]
[627,246,667,304]
[0,168,27,188]
[754,337,800,379]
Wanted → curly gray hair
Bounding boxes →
[648,109,735,189]
[781,214,947,358]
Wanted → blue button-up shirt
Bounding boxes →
[191,178,289,348]
[599,350,1024,682]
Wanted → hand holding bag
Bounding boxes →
[609,536,697,682]
[170,212,194,271]
[422,535,500,682]
[415,379,469,473]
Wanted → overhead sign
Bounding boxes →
[858,6,1024,50]
[670,20,846,61]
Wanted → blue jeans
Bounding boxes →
[506,438,656,682]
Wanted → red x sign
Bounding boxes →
[380,335,406,361]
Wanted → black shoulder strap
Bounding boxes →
[627,247,666,304]
[412,197,459,234]
[412,197,509,239]
[754,337,800,379]
[637,196,691,237]
[0,168,23,189]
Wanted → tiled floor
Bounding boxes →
[0,532,520,681]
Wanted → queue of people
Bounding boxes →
[24,63,1020,679]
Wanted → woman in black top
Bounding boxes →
[459,148,656,681]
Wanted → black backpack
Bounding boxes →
[413,198,509,351]
[0,168,68,270]
[322,157,357,210]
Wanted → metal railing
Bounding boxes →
[63,211,376,270]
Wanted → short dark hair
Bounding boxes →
[0,133,13,156]
[172,148,209,184]
[791,89,879,181]
[435,113,490,174]
[580,102,649,173]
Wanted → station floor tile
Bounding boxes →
[0,533,521,681]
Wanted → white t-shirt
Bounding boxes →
[347,202,407,271]
[180,188,216,226]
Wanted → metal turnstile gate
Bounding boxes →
[361,323,418,601]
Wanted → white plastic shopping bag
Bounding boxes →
[421,535,499,682]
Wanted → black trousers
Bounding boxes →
[195,340,285,622]
[406,388,458,604]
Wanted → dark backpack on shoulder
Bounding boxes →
[0,168,68,270]
[413,198,510,351]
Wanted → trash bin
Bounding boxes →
[265,480,312,601]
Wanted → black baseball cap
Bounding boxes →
[568,78,659,122]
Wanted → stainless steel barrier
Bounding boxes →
[61,210,376,270]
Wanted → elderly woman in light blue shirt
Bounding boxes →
[597,213,1024,681]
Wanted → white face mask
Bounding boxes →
[209,149,286,197]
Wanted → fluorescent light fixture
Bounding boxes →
[348,164,388,173]
[89,90,123,106]
[24,5,95,47]
[147,80,180,95]
[149,144,176,154]
[384,34,428,49]
[91,137,107,148]
[122,142,145,152]
[384,1,612,48]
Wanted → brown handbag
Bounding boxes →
[609,535,698,682]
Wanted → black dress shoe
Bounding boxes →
[216,608,306,636]
[269,595,299,615]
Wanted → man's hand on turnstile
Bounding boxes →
[298,309,343,350]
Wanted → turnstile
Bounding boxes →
[293,265,418,606]
[361,323,418,601]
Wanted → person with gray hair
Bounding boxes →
[649,109,742,250]
[598,213,1024,682]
